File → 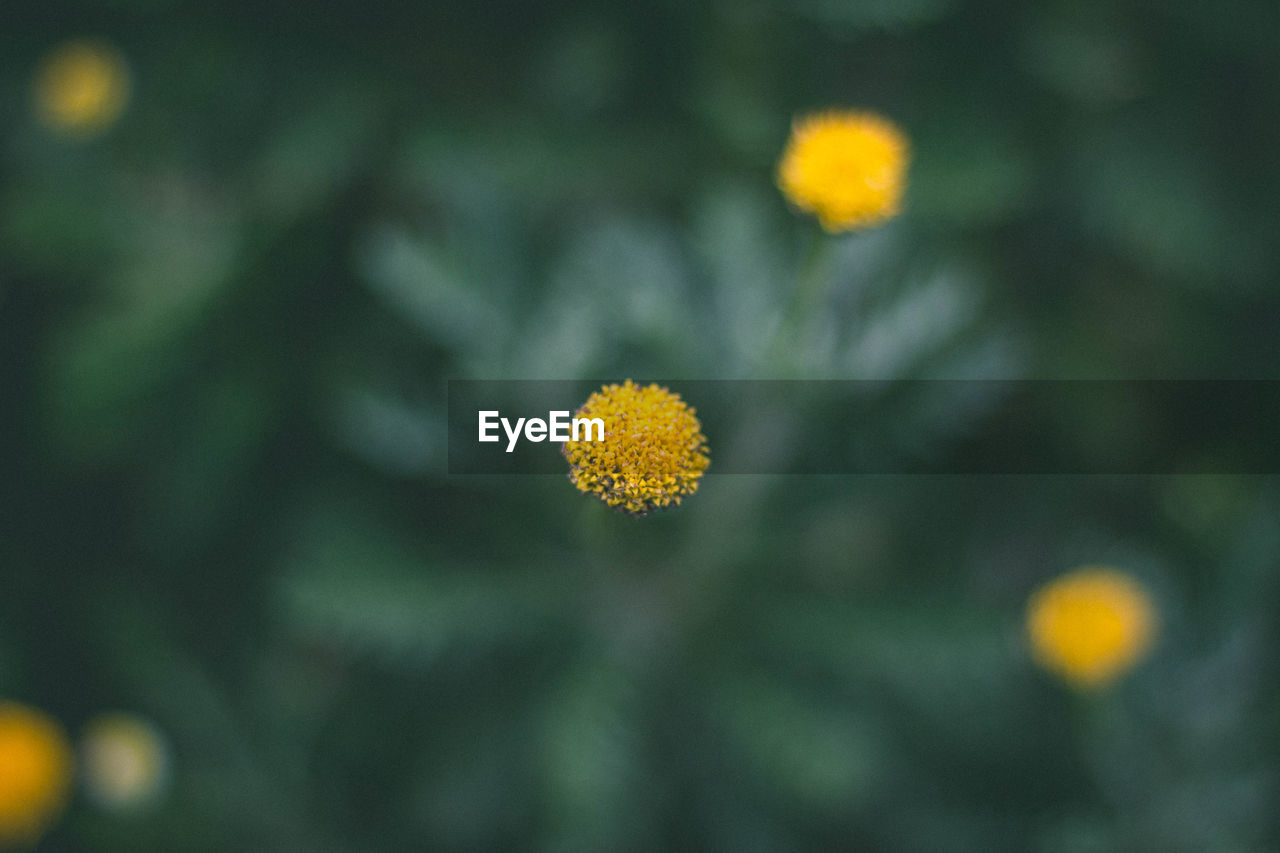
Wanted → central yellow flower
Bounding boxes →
[563,380,709,516]
[776,109,909,232]
[33,39,131,135]
[0,702,73,844]
[1026,567,1157,689]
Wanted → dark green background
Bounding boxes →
[4,0,1279,849]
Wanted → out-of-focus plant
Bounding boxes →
[777,109,909,233]
[80,713,172,814]
[0,702,73,845]
[32,39,130,137]
[1025,566,1157,689]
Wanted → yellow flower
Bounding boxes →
[776,109,909,232]
[33,39,131,136]
[80,713,171,812]
[563,380,710,516]
[1026,567,1157,689]
[0,702,73,844]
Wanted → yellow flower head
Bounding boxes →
[1026,567,1157,689]
[33,39,131,136]
[776,109,909,232]
[562,380,710,516]
[81,713,171,812]
[0,702,74,844]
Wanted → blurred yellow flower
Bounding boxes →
[33,39,131,135]
[0,702,73,844]
[1026,567,1157,688]
[776,109,909,232]
[80,713,171,812]
[563,380,710,516]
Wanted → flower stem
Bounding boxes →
[767,228,832,376]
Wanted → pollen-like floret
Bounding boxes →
[562,380,710,516]
[776,109,909,232]
[1026,567,1157,689]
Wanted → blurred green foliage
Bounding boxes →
[3,0,1280,849]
